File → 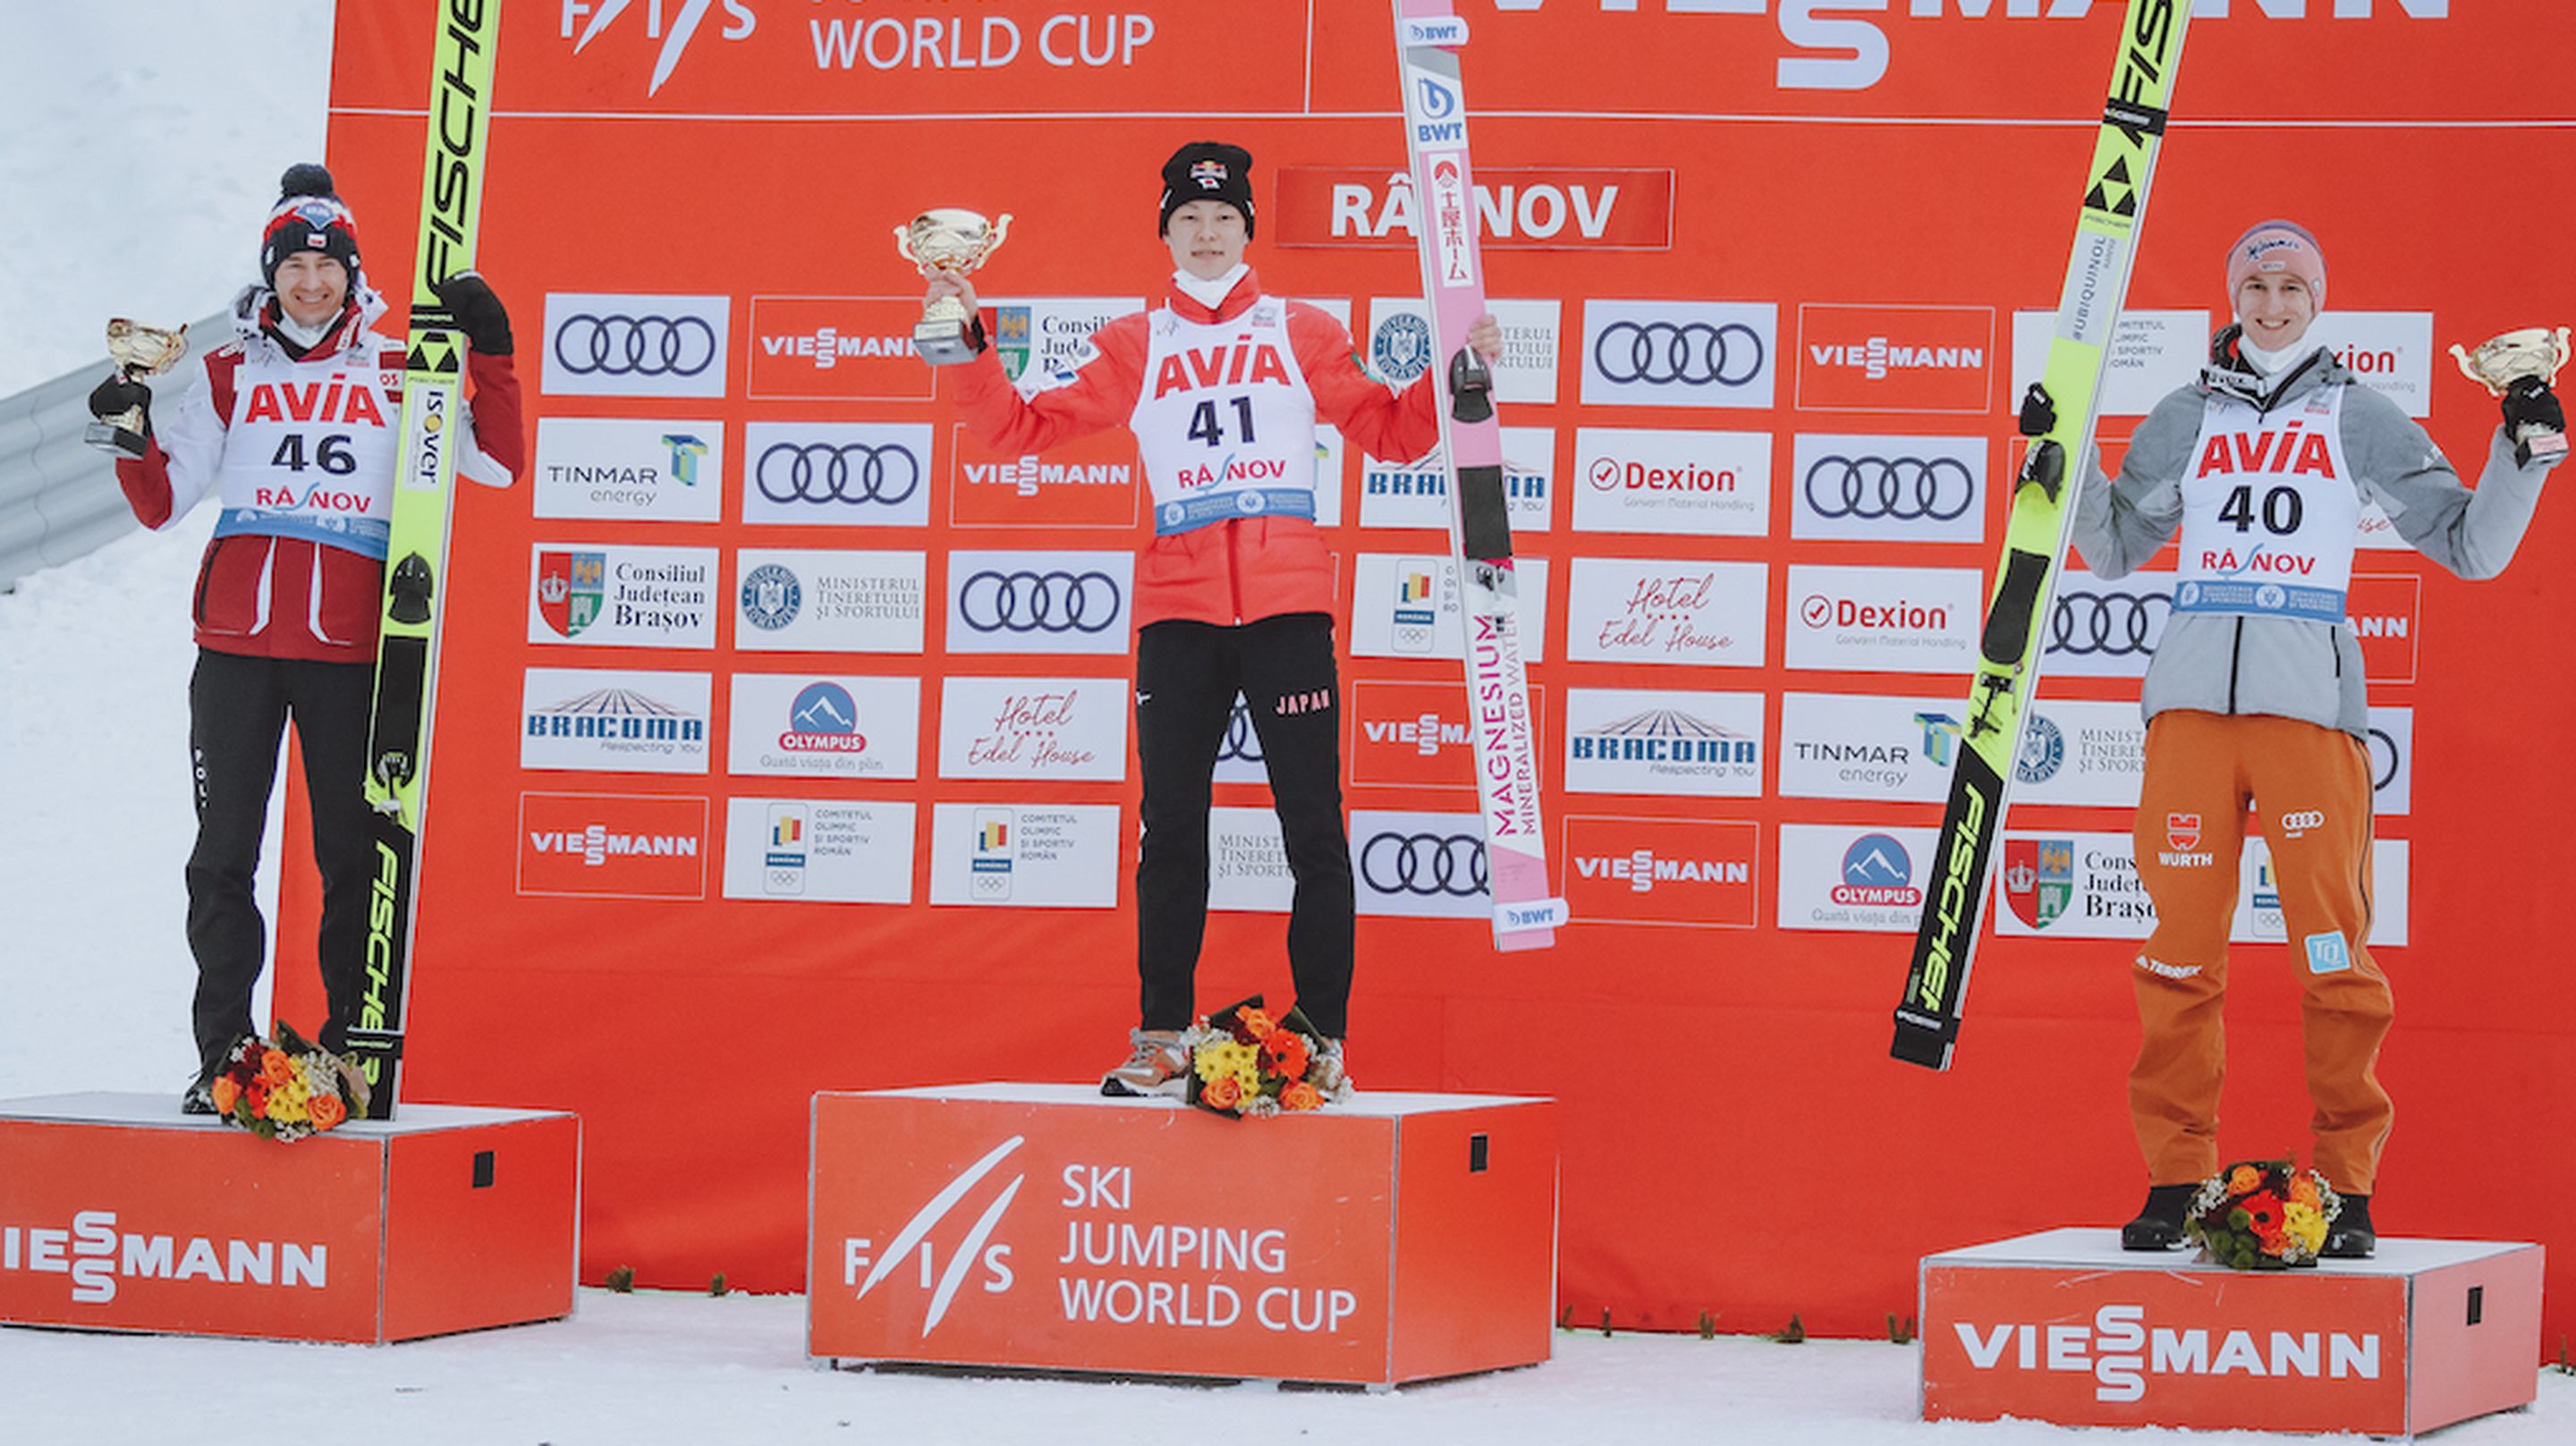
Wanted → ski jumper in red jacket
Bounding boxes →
[96,165,523,1093]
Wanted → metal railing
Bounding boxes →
[0,309,229,591]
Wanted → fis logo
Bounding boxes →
[563,0,758,97]
[840,1136,1026,1337]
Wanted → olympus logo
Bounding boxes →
[756,442,923,505]
[1803,454,1975,521]
[553,313,719,377]
[2,1212,328,1305]
[1953,1303,2381,1405]
[1592,320,1766,387]
[1360,832,1487,898]
[956,571,1123,635]
[2050,589,2170,657]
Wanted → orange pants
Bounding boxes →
[2129,709,2392,1194]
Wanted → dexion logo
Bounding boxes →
[1950,1304,2382,1407]
[2,1211,327,1305]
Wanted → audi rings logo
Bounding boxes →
[1803,454,1976,522]
[1360,832,1488,898]
[957,571,1123,634]
[756,442,922,506]
[2049,589,2171,657]
[1593,320,1765,388]
[554,313,718,378]
[1218,700,1265,764]
[2368,726,2401,793]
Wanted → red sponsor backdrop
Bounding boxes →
[279,1,2576,1346]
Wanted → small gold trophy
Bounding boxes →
[85,318,191,459]
[895,208,1012,366]
[2450,326,2570,466]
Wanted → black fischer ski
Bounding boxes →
[1893,0,2193,1070]
[352,0,503,1117]
[1391,0,1563,950]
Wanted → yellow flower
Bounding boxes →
[2284,1201,2326,1252]
[1195,1041,1257,1084]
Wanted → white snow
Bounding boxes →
[3,5,2572,1442]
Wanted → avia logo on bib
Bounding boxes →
[2,1212,328,1306]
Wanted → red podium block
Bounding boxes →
[0,1092,579,1344]
[808,1083,1556,1386]
[1920,1228,2543,1435]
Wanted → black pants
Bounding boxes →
[1134,613,1354,1038]
[186,649,377,1075]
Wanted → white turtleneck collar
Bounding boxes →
[275,311,337,353]
[1172,263,1250,312]
[2238,333,2323,376]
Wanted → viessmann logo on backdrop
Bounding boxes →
[517,791,710,900]
[747,298,934,402]
[1794,304,1995,413]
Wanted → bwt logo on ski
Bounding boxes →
[1277,166,1673,249]
[1795,304,1994,413]
[1949,1304,2382,1406]
[2,1213,329,1306]
[840,1136,1027,1339]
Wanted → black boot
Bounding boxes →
[2323,1194,2375,1259]
[2122,1184,2197,1250]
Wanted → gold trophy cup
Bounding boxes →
[85,318,190,459]
[895,208,1012,366]
[2450,326,2569,466]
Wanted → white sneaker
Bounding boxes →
[1101,1028,1189,1097]
[1311,1036,1352,1097]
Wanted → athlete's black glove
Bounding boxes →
[2502,375,2563,447]
[2017,382,2057,437]
[432,270,513,356]
[88,373,151,429]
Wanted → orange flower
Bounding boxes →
[1261,1029,1311,1079]
[1281,1081,1323,1112]
[2288,1176,2322,1209]
[1203,1075,1244,1112]
[258,1049,295,1087]
[1237,1009,1275,1041]
[209,1077,240,1114]
[309,1091,348,1131]
[244,1081,270,1117]
[2227,1164,2263,1196]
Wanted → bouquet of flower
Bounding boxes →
[1181,996,1351,1120]
[2183,1159,2343,1270]
[206,1022,369,1142]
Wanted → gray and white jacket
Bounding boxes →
[2068,338,2555,740]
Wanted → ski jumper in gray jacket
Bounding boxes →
[2071,326,2556,1199]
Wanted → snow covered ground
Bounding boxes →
[4,5,2573,1442]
